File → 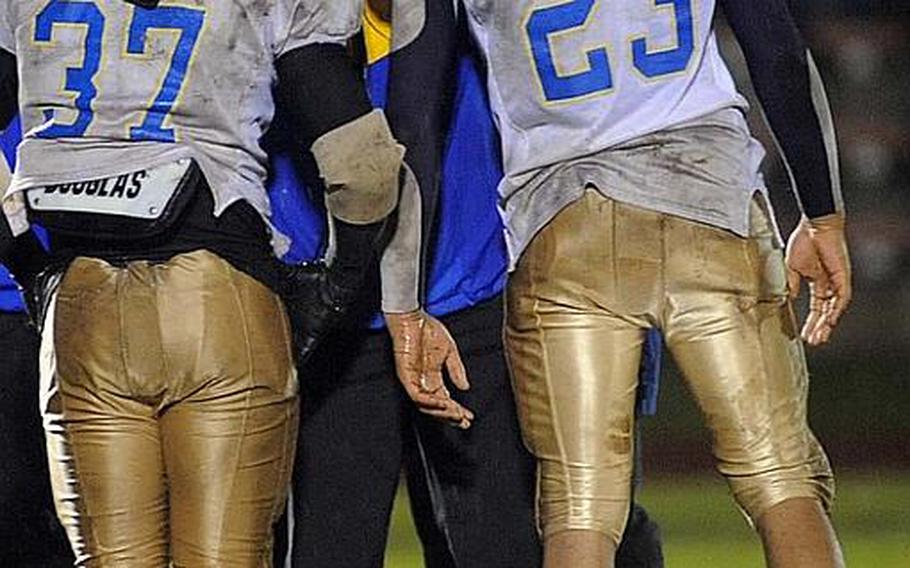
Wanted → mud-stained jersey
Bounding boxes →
[0,0,361,252]
[461,0,746,178]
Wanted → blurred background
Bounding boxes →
[387,2,910,566]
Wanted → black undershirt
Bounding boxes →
[49,176,285,294]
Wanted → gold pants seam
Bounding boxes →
[532,292,578,536]
[210,265,258,560]
[226,261,258,391]
[152,264,175,411]
[267,289,296,535]
[609,198,618,303]
[274,292,295,382]
[115,267,134,399]
[57,390,96,566]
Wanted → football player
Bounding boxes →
[394,0,851,567]
[0,0,468,565]
[277,2,663,566]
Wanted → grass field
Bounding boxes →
[384,473,910,567]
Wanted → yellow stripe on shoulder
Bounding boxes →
[363,4,391,65]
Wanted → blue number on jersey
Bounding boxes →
[526,0,613,102]
[34,1,105,138]
[127,6,205,142]
[33,1,205,141]
[632,0,694,77]
[527,0,694,103]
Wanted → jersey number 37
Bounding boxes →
[34,0,205,143]
[526,0,694,102]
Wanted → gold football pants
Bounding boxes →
[505,191,833,545]
[40,250,298,567]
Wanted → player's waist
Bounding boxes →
[499,107,773,270]
[7,140,286,252]
[502,106,762,197]
[499,95,747,180]
[7,140,193,195]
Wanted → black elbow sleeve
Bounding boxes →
[0,49,18,130]
[275,43,373,146]
[722,0,839,217]
[1,218,49,289]
[0,215,13,262]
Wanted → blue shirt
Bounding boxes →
[268,53,507,320]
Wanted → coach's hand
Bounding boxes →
[785,213,852,346]
[385,310,473,429]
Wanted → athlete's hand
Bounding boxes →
[385,310,473,429]
[281,261,360,366]
[1,220,58,332]
[785,213,852,346]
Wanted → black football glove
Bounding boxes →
[18,264,65,333]
[2,220,60,331]
[280,260,362,366]
[281,215,394,365]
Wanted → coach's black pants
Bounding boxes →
[0,311,73,567]
[284,297,662,567]
[286,298,541,567]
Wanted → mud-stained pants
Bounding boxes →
[505,192,834,545]
[41,250,298,567]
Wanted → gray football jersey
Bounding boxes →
[450,0,769,267]
[0,0,362,253]
[460,0,746,180]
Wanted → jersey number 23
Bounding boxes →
[526,0,694,102]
